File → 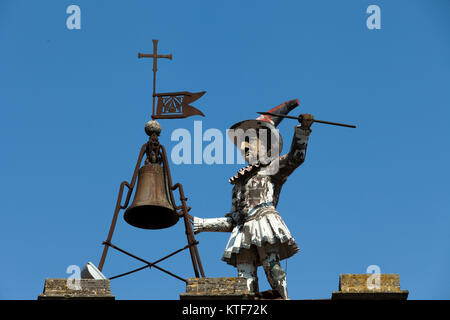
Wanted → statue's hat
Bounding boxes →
[228,99,300,154]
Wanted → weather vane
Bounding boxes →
[90,40,206,287]
[138,39,205,119]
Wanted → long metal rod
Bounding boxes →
[109,241,198,280]
[152,39,158,119]
[139,53,172,59]
[171,184,198,277]
[109,265,149,280]
[98,143,148,271]
[257,112,356,128]
[161,144,205,278]
[154,91,192,97]
[188,220,204,277]
[312,119,356,128]
[103,241,187,283]
[178,184,205,278]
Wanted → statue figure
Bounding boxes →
[192,99,314,299]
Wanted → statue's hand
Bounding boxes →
[192,216,203,234]
[300,114,314,129]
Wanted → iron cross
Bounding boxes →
[138,39,173,117]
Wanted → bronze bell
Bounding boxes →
[124,163,179,229]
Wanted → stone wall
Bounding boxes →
[180,277,254,300]
[38,278,115,300]
[331,274,408,300]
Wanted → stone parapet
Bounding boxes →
[331,274,408,300]
[38,278,115,300]
[180,277,254,300]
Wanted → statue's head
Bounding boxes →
[227,119,282,165]
[227,99,300,165]
[240,135,269,165]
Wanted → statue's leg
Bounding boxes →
[236,250,259,294]
[261,251,289,299]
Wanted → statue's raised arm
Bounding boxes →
[273,113,314,182]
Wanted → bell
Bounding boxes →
[124,163,179,229]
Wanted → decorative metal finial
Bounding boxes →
[145,120,162,136]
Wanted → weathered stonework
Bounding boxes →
[38,278,115,300]
[180,277,255,300]
[331,274,409,300]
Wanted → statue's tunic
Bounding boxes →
[222,125,311,267]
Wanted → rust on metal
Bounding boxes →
[123,163,180,229]
[103,241,187,283]
[98,120,205,281]
[109,241,198,280]
[154,91,205,119]
[138,39,205,119]
[98,143,147,271]
[138,39,172,117]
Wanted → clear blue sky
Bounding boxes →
[1,0,449,300]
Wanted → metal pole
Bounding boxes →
[257,112,357,128]
[161,144,205,278]
[152,39,158,119]
[109,241,198,280]
[103,241,187,283]
[98,143,147,271]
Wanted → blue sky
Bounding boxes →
[0,0,449,300]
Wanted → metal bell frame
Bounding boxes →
[97,128,205,282]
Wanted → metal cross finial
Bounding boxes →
[138,39,173,118]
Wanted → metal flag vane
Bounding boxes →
[138,39,206,119]
[257,112,357,128]
[96,40,207,282]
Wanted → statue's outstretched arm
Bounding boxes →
[193,216,234,234]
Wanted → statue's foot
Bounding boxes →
[276,283,289,300]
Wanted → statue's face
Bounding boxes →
[240,138,268,164]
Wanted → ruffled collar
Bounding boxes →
[228,159,270,185]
